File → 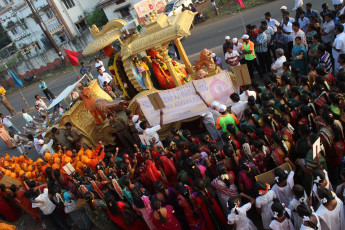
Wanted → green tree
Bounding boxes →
[0,24,11,50]
[87,8,109,27]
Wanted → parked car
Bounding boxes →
[163,0,193,17]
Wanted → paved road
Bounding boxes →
[0,0,325,157]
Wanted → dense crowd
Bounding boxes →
[2,1,345,230]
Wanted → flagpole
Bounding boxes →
[6,66,30,111]
[18,87,30,110]
[238,6,246,32]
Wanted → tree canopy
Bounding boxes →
[0,24,12,50]
[87,8,109,27]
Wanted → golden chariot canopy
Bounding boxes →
[82,10,196,58]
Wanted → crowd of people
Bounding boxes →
[1,1,345,230]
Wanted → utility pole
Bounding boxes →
[24,0,61,55]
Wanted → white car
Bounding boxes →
[163,0,193,17]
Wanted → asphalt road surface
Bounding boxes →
[0,0,324,158]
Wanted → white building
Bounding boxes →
[98,0,144,22]
[0,0,99,56]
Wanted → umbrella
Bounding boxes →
[47,78,83,110]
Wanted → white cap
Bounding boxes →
[132,115,139,123]
[225,36,230,40]
[241,34,249,40]
[232,38,238,42]
[280,5,287,10]
[218,104,227,113]
[210,101,220,109]
[37,139,44,145]
[211,53,216,58]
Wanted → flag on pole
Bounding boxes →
[64,49,79,66]
[236,0,245,7]
[8,69,23,87]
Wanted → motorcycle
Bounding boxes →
[23,75,37,84]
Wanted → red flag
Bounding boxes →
[236,0,245,7]
[64,49,79,66]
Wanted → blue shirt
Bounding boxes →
[39,81,47,90]
[80,66,90,75]
[305,10,322,23]
[255,33,268,53]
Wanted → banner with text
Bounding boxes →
[136,71,235,126]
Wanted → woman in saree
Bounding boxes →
[9,184,41,222]
[83,192,118,230]
[193,178,227,230]
[308,34,321,64]
[292,36,308,75]
[0,124,15,148]
[0,184,20,222]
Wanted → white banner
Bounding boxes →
[136,71,235,126]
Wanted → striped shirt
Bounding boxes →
[318,51,333,74]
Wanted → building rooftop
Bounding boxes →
[97,0,119,9]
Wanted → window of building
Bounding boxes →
[11,27,17,35]
[59,34,66,43]
[4,0,13,5]
[46,11,53,19]
[21,23,28,30]
[62,0,75,9]
[119,7,130,18]
[75,20,87,32]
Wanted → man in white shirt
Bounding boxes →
[97,69,119,94]
[292,0,304,21]
[321,13,335,51]
[265,12,280,32]
[332,24,345,71]
[35,95,47,110]
[140,110,164,146]
[132,115,144,133]
[200,111,219,141]
[39,139,54,156]
[230,93,248,121]
[298,11,310,32]
[281,11,295,25]
[26,134,42,155]
[22,109,33,125]
[292,22,307,46]
[32,188,71,230]
[95,58,105,72]
[261,20,275,55]
[0,113,19,134]
[232,38,244,63]
[271,48,287,77]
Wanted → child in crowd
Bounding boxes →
[103,81,116,99]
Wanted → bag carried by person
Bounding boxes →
[64,200,77,213]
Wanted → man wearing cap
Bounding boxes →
[215,104,240,133]
[232,38,245,64]
[39,139,54,157]
[241,35,263,79]
[132,115,144,133]
[77,83,106,125]
[223,36,233,55]
[107,113,136,150]
[211,53,223,70]
[280,6,288,19]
